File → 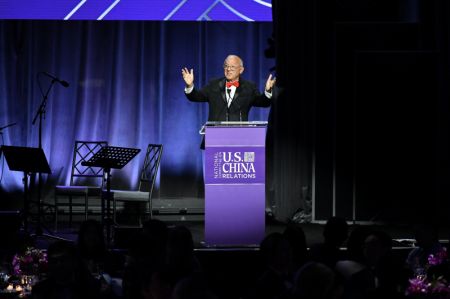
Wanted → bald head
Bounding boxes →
[224,55,244,68]
[223,55,244,82]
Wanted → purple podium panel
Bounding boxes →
[205,126,267,146]
[205,184,265,245]
[204,123,267,246]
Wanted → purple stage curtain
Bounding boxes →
[0,20,273,201]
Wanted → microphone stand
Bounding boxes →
[226,89,231,122]
[31,77,56,238]
[235,103,242,122]
[226,88,243,122]
[0,122,17,131]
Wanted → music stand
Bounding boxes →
[82,146,141,245]
[1,146,51,234]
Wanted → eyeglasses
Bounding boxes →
[223,64,240,70]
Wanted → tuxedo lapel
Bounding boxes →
[230,80,243,109]
[219,79,227,105]
[234,86,240,102]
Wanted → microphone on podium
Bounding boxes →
[226,88,241,121]
[237,105,242,122]
[226,88,231,121]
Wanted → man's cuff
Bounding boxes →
[185,85,194,94]
[264,90,272,98]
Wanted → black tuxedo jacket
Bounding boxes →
[185,77,271,122]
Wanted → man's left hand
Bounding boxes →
[265,74,276,92]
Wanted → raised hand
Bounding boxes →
[265,74,276,92]
[182,67,194,88]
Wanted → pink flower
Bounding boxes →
[406,248,450,297]
[12,247,48,276]
[406,277,430,295]
[23,255,33,264]
[428,247,448,266]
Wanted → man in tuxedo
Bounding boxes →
[182,54,276,123]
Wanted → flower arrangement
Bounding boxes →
[12,247,48,276]
[406,247,450,298]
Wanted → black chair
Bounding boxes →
[111,144,163,227]
[54,141,108,231]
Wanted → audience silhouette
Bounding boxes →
[0,216,435,299]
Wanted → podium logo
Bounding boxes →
[244,152,255,163]
[213,151,256,179]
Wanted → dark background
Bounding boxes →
[271,0,449,225]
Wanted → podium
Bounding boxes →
[204,121,267,246]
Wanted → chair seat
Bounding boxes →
[111,190,149,202]
[55,186,102,196]
[55,185,88,196]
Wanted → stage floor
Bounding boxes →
[28,217,448,251]
[2,195,449,250]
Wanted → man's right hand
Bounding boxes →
[182,67,194,88]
